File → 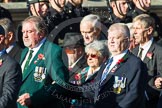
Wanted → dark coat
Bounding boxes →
[8,42,22,62]
[132,42,162,100]
[0,52,22,108]
[93,51,147,108]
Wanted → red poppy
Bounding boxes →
[146,52,153,59]
[74,73,81,80]
[117,58,124,65]
[38,53,45,60]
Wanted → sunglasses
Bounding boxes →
[86,54,99,59]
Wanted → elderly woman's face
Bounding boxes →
[86,49,102,68]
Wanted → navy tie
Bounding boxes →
[100,57,113,84]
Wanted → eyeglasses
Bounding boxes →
[86,54,99,59]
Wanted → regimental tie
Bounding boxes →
[23,50,34,72]
[138,47,143,59]
[100,57,113,85]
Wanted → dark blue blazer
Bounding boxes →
[93,51,147,108]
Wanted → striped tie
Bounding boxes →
[100,57,113,84]
[23,50,34,72]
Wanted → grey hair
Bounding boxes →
[0,18,15,37]
[133,14,155,30]
[85,40,109,58]
[80,14,101,30]
[108,23,130,39]
[22,16,48,35]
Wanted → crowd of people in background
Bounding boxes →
[1,0,162,108]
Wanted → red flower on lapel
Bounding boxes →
[111,54,128,73]
[117,58,125,65]
[34,53,45,64]
[146,52,153,59]
[74,73,81,81]
[38,53,45,60]
[0,59,3,67]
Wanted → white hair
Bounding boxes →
[85,40,109,57]
[80,14,101,30]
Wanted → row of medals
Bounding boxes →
[34,66,47,82]
[113,76,126,94]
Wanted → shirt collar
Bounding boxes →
[6,43,16,53]
[140,37,153,50]
[0,49,6,57]
[29,37,46,51]
[111,49,128,61]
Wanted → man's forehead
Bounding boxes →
[133,21,143,27]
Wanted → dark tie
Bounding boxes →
[138,47,143,59]
[100,57,113,84]
[23,50,34,72]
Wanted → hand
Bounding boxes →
[17,93,31,106]
[154,77,162,89]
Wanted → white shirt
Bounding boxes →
[21,38,46,71]
[109,49,128,73]
[139,38,153,61]
[6,43,15,53]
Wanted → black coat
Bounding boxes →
[0,52,22,108]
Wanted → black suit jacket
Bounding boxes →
[0,53,22,108]
[93,51,147,108]
[8,42,22,62]
[69,54,88,84]
[132,42,162,99]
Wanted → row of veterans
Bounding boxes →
[1,0,162,108]
[1,13,162,108]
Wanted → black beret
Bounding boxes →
[63,32,84,47]
[0,25,5,35]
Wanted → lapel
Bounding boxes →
[132,46,139,56]
[100,51,130,87]
[143,42,155,63]
[70,55,87,76]
[0,52,8,72]
[84,71,98,84]
[20,48,28,64]
[22,42,46,81]
[8,43,21,57]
